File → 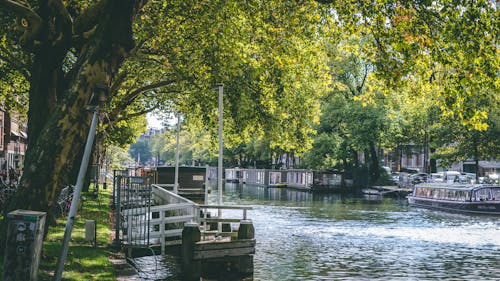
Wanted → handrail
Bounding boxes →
[123,184,253,252]
[152,184,198,205]
[198,204,253,210]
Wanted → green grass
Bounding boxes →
[1,186,120,281]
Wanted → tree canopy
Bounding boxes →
[0,0,497,219]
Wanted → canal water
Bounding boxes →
[132,183,500,280]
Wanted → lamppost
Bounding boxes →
[174,113,181,194]
[215,83,224,229]
[54,84,109,281]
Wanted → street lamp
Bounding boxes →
[54,84,109,281]
[174,113,181,194]
[215,83,224,230]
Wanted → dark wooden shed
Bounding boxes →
[156,166,207,189]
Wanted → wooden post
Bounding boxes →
[237,220,254,239]
[181,222,201,280]
[237,220,255,275]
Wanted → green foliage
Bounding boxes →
[103,115,147,148]
[106,145,134,171]
[133,0,332,154]
[129,139,152,165]
[0,0,497,189]
[150,122,215,166]
[327,0,499,131]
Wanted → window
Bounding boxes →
[490,188,500,201]
[475,188,491,201]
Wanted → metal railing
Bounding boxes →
[114,176,152,249]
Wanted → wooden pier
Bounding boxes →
[182,218,255,280]
[113,177,255,279]
[362,185,412,198]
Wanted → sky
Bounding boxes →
[147,113,163,129]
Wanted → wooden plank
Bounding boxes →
[163,215,196,224]
[193,247,255,260]
[150,203,196,212]
[199,205,253,210]
[200,218,241,223]
[195,239,255,250]
[149,228,183,238]
[201,231,233,237]
[149,215,195,225]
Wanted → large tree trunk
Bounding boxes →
[3,0,145,228]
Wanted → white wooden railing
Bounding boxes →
[122,184,253,254]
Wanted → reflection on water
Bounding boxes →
[133,183,500,280]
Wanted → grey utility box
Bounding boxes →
[2,210,46,281]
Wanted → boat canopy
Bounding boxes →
[413,184,500,202]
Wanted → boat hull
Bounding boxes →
[408,196,500,215]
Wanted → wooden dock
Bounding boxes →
[363,186,412,198]
[115,181,255,280]
[182,217,255,280]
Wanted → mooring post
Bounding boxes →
[181,222,201,280]
[237,219,255,275]
[237,220,254,239]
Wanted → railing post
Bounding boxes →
[160,210,165,255]
[127,215,132,245]
[112,176,122,248]
[238,220,254,240]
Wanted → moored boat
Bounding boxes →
[267,182,287,188]
[408,183,500,215]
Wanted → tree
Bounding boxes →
[0,0,333,224]
[128,140,152,165]
[0,1,149,221]
[329,0,498,129]
[301,31,391,185]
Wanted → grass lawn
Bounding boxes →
[1,186,120,281]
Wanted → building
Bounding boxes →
[0,110,28,179]
[453,160,500,177]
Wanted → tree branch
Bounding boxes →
[116,79,177,109]
[48,0,73,49]
[114,107,157,122]
[358,64,368,94]
[109,70,129,97]
[73,0,109,34]
[108,80,178,122]
[0,0,43,47]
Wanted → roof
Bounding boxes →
[415,183,500,191]
[479,161,500,169]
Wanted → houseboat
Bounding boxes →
[407,183,500,215]
[267,170,288,188]
[311,170,348,192]
[225,168,244,183]
[286,169,313,191]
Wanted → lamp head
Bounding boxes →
[87,83,110,110]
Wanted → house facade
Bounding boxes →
[0,110,28,180]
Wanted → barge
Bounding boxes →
[407,183,500,215]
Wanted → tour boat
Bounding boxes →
[407,183,500,215]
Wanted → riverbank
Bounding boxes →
[38,187,117,280]
[0,186,138,280]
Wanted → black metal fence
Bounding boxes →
[113,173,152,248]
